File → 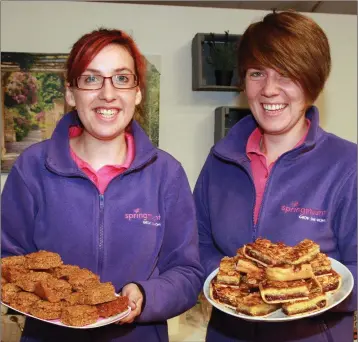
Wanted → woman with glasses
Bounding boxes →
[194,10,356,342]
[1,28,204,342]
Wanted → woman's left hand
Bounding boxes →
[115,283,143,325]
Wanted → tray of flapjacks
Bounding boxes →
[204,238,354,322]
[1,251,131,328]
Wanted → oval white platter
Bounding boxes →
[2,296,131,329]
[203,257,354,322]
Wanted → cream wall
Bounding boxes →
[1,1,357,190]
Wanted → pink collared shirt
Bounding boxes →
[246,120,310,224]
[69,126,135,194]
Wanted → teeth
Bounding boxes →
[96,109,116,117]
[263,104,286,111]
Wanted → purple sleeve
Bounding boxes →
[1,165,38,257]
[193,155,225,277]
[135,165,204,322]
[331,168,357,312]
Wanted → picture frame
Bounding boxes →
[1,52,69,172]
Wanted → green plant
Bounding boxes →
[205,31,237,71]
[7,104,33,141]
[14,115,31,141]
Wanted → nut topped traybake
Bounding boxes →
[209,238,343,317]
[1,250,130,327]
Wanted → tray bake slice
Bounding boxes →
[34,277,72,303]
[316,270,342,295]
[29,300,64,320]
[77,282,117,305]
[284,239,320,265]
[236,247,263,275]
[9,291,41,313]
[1,283,22,304]
[210,276,250,309]
[310,253,332,277]
[15,271,54,292]
[265,263,314,282]
[50,265,81,280]
[243,239,291,267]
[97,296,129,318]
[25,250,63,269]
[60,305,99,326]
[236,257,263,274]
[259,279,309,304]
[282,278,327,316]
[1,255,26,267]
[217,256,241,285]
[236,292,281,316]
[67,269,100,292]
[2,265,29,283]
[240,271,266,289]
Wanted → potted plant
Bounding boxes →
[205,31,237,86]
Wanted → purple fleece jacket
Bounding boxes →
[1,111,204,342]
[194,106,357,342]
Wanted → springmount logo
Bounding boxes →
[125,208,161,227]
[281,201,327,223]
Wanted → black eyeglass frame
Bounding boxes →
[74,74,139,90]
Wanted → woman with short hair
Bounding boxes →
[195,10,356,342]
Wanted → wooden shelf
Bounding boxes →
[192,33,241,92]
[196,85,237,92]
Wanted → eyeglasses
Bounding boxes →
[75,74,138,90]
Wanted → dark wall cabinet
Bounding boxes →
[214,106,251,143]
[192,33,241,91]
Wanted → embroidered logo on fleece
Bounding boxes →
[124,208,161,227]
[281,201,327,223]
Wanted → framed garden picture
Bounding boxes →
[1,52,69,172]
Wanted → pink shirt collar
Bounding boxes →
[246,119,311,159]
[68,126,134,170]
[68,126,135,194]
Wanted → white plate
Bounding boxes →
[2,296,131,329]
[203,257,354,322]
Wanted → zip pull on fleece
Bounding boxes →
[99,194,104,209]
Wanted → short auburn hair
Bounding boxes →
[237,11,331,105]
[66,28,146,123]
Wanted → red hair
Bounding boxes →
[66,28,146,122]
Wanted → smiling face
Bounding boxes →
[245,67,307,136]
[66,44,142,141]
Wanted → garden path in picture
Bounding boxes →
[2,129,42,171]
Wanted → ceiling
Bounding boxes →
[86,1,357,15]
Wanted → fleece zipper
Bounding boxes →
[96,151,158,276]
[253,159,280,240]
[320,319,334,342]
[98,194,105,275]
[212,152,257,240]
[213,144,306,242]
